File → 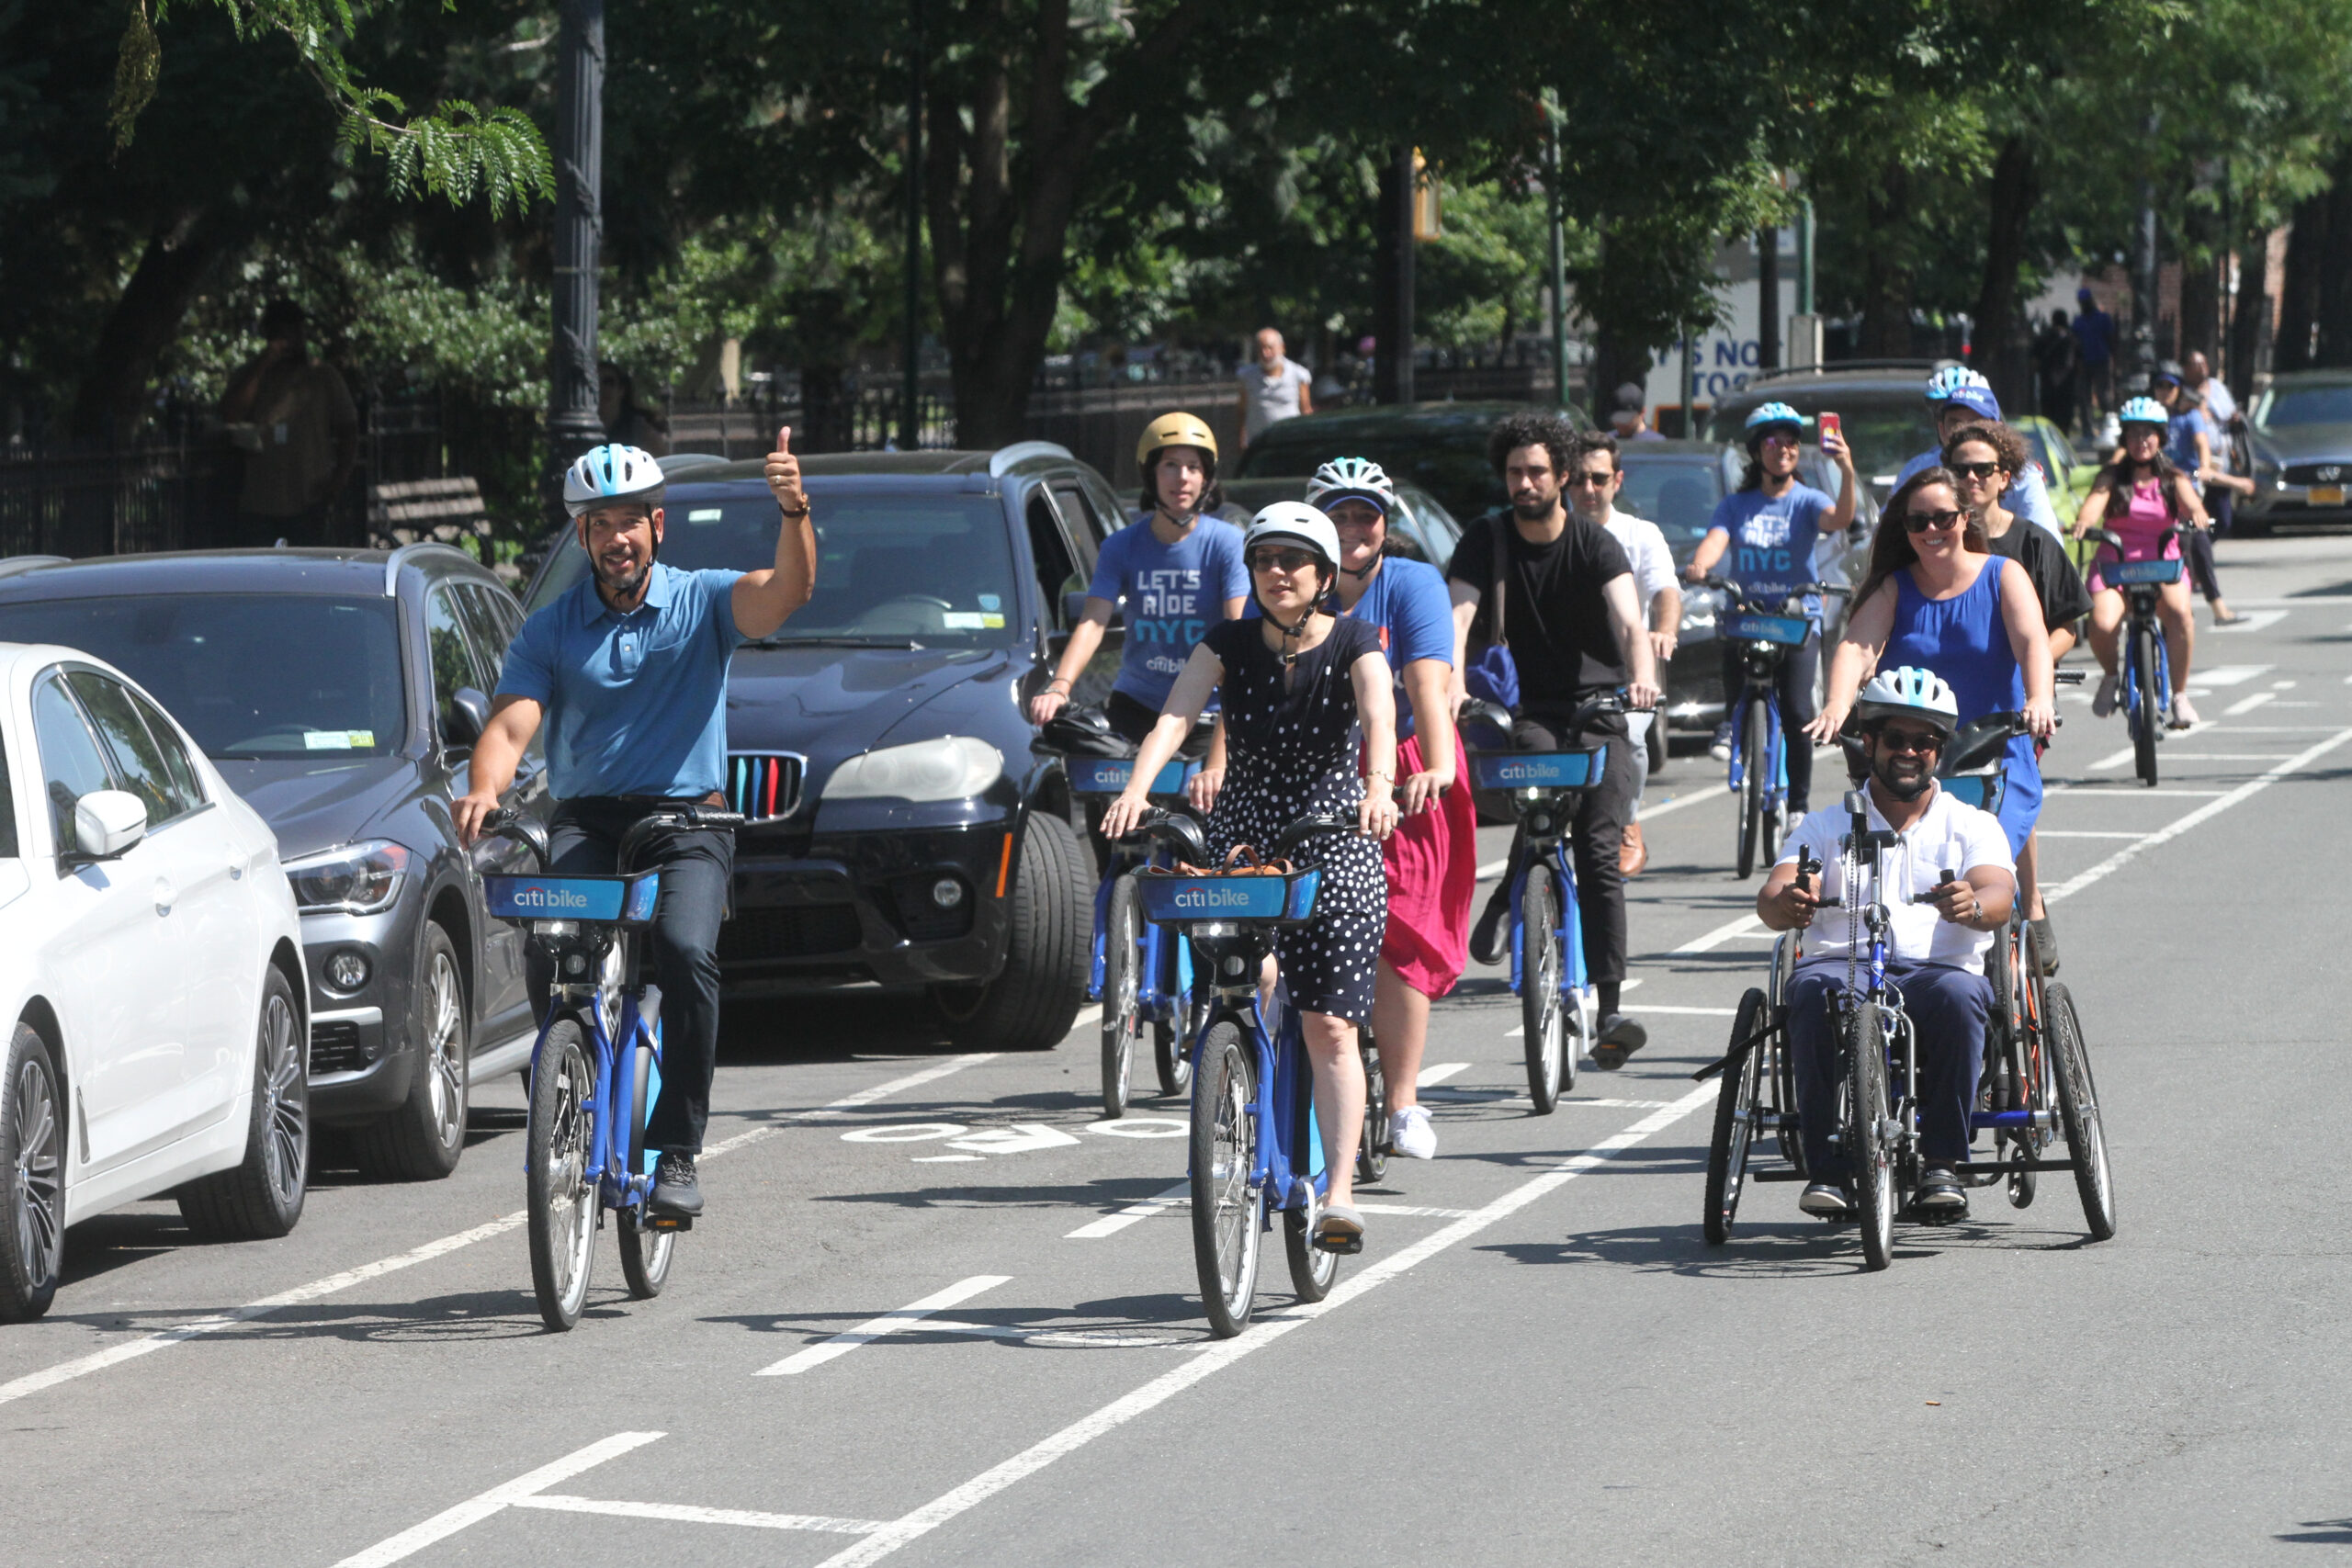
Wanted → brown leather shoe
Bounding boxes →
[1619,820,1648,876]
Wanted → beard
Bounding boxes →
[594,555,651,601]
[1871,748,1934,802]
[1510,493,1555,521]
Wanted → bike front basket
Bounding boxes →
[483,872,662,928]
[1068,756,1199,797]
[1724,612,1811,647]
[2108,558,2184,585]
[1136,867,1320,926]
[1469,746,1607,793]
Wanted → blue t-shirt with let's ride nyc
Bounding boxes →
[1086,516,1249,707]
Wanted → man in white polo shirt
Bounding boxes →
[1757,666,2016,1223]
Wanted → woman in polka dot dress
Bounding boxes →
[1102,503,1400,1252]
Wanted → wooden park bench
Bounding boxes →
[368,477,490,549]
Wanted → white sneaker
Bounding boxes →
[1389,1105,1437,1160]
[2169,693,2199,728]
[2091,673,2118,717]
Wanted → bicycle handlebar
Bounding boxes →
[1117,807,1211,865]
[1700,575,1853,604]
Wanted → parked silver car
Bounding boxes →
[2240,371,2352,532]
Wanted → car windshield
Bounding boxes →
[2254,383,2352,428]
[0,594,404,759]
[1614,457,1724,557]
[1708,390,1938,486]
[531,492,1023,647]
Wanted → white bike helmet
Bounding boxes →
[1305,456,1398,516]
[562,443,665,519]
[1853,665,1961,735]
[1244,502,1342,576]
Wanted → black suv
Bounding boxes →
[519,443,1119,1052]
[0,545,552,1179]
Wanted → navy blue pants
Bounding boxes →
[528,797,733,1156]
[1787,957,1988,1179]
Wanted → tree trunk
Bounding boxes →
[2277,190,2326,372]
[1973,136,2039,415]
[2177,195,2221,367]
[2229,237,2268,398]
[2318,146,2352,368]
[1860,164,1914,358]
[67,208,238,443]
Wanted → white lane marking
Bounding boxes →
[2088,747,2294,771]
[0,1049,1007,1411]
[1632,784,1731,821]
[1668,912,1769,954]
[1638,1005,1742,1016]
[2224,690,2278,716]
[1415,1062,1470,1087]
[1065,1181,1189,1239]
[912,1155,986,1163]
[946,1124,1081,1156]
[1620,977,1645,990]
[514,1495,886,1535]
[2045,724,2352,905]
[1083,1117,1188,1139]
[1354,1202,1477,1218]
[1476,858,1509,879]
[842,1122,967,1143]
[2273,679,2300,688]
[2035,830,2150,840]
[754,1276,1012,1377]
[332,1432,663,1567]
[2191,664,2274,686]
[812,1086,1716,1568]
[2051,787,2230,798]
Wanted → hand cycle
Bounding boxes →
[1699,575,1853,877]
[1119,810,1358,1338]
[478,803,744,1329]
[1463,692,1622,1113]
[2087,526,2183,786]
[1933,705,2117,1237]
[1057,743,1207,1117]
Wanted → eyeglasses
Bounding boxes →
[1948,460,2004,482]
[1874,728,1945,755]
[1566,471,1615,488]
[1903,507,1964,534]
[1249,548,1318,574]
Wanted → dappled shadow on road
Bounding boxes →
[1478,1206,2101,1280]
[34,1285,557,1345]
[706,1288,1216,1353]
[808,1175,1183,1213]
[1435,1139,1710,1176]
[58,1211,198,1290]
[2277,1518,2352,1544]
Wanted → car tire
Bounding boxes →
[932,812,1090,1052]
[178,966,309,1241]
[0,1023,66,1323]
[355,922,469,1181]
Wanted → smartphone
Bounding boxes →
[1819,412,1842,450]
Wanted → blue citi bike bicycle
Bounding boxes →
[2087,525,2185,786]
[1464,693,1623,1112]
[1700,576,1850,878]
[1121,810,1358,1337]
[480,804,742,1330]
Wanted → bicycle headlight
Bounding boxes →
[283,840,411,915]
[823,736,1003,803]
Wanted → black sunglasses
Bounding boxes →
[1948,460,2004,481]
[1903,507,1964,534]
[1874,727,1945,755]
[1249,547,1319,573]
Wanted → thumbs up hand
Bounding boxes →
[765,425,808,516]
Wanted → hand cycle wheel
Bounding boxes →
[2045,984,2117,1241]
[2006,921,2041,1210]
[1099,874,1143,1119]
[1154,991,1201,1100]
[1190,1018,1264,1337]
[2131,620,2162,786]
[1519,863,1566,1113]
[1736,694,1770,879]
[617,1037,674,1299]
[1355,1028,1389,1185]
[526,1019,601,1330]
[1702,987,1770,1245]
[1847,1001,1896,1271]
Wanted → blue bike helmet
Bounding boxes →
[561,443,665,519]
[2119,396,2169,428]
[1745,401,1804,437]
[1925,365,1990,403]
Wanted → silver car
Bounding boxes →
[2240,371,2352,532]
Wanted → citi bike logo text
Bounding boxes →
[1493,762,1556,783]
[511,886,593,910]
[1173,885,1264,910]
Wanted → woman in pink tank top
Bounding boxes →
[2070,409,2208,726]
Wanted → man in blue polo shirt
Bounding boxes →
[456,434,816,1217]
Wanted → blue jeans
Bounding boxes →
[1787,957,1988,1179]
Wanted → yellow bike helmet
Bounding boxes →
[1136,411,1220,477]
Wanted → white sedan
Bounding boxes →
[0,642,308,1321]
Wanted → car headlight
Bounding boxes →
[823,737,1004,803]
[283,840,412,915]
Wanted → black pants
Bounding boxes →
[1104,691,1161,746]
[1510,705,1638,988]
[1719,630,1821,813]
[528,797,734,1156]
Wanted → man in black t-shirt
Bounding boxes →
[1449,417,1661,1066]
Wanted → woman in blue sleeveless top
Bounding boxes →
[1809,467,2055,855]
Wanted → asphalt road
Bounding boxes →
[7,532,2351,1567]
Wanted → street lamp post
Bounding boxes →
[1545,98,1568,412]
[546,0,606,519]
[900,0,924,450]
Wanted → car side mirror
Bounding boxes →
[72,789,148,862]
[446,686,492,747]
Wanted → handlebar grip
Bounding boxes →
[481,807,518,833]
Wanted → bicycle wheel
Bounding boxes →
[1099,875,1142,1119]
[1190,1021,1263,1337]
[1283,1205,1340,1303]
[1848,1002,1895,1271]
[2046,984,2117,1241]
[2131,623,2161,786]
[1519,866,1565,1113]
[1702,987,1769,1245]
[1736,695,1770,878]
[1356,1031,1389,1185]
[2005,923,2040,1210]
[617,1040,673,1299]
[1154,990,1201,1099]
[526,1020,600,1330]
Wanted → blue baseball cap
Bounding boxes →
[1942,384,2001,422]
